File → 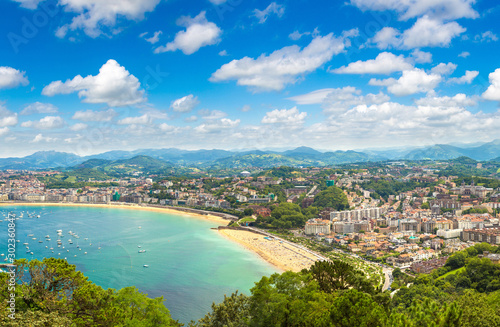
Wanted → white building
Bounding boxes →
[330,207,381,221]
[437,229,462,239]
[305,219,331,235]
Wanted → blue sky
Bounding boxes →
[1,0,500,157]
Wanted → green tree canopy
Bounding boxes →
[313,186,349,210]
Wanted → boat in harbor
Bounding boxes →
[138,250,146,253]
[143,265,149,268]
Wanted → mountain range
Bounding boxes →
[1,139,500,170]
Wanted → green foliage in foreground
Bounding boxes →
[192,256,500,327]
[0,258,180,327]
[5,249,500,327]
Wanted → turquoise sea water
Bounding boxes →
[0,205,278,324]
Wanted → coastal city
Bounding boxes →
[3,0,500,324]
[2,158,499,282]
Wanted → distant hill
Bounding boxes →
[403,144,465,160]
[212,153,308,168]
[74,159,112,169]
[0,151,83,170]
[449,156,478,165]
[72,156,172,175]
[283,146,322,157]
[2,140,500,170]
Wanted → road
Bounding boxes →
[382,267,393,291]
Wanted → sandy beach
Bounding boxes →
[1,202,319,272]
[218,229,320,272]
[0,202,230,225]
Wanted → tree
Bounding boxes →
[330,289,387,327]
[306,260,377,295]
[248,271,333,327]
[313,186,349,210]
[243,208,253,216]
[191,291,250,327]
[445,252,468,270]
[3,258,180,327]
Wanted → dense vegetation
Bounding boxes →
[0,258,180,326]
[191,257,500,327]
[313,186,349,210]
[3,246,500,326]
[254,202,310,229]
[190,243,500,327]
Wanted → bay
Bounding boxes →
[0,205,278,324]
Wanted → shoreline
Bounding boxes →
[0,202,230,225]
[218,228,320,273]
[0,202,300,272]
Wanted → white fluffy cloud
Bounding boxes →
[289,87,390,114]
[21,116,65,129]
[430,62,457,75]
[304,99,500,149]
[475,31,498,42]
[194,118,240,133]
[411,49,432,63]
[70,123,88,131]
[154,12,221,55]
[369,68,441,96]
[117,114,153,125]
[199,109,227,120]
[170,95,200,113]
[371,27,401,49]
[350,0,478,21]
[0,127,9,136]
[371,17,465,49]
[402,16,465,48]
[414,94,477,107]
[261,107,307,126]
[210,34,345,91]
[448,70,479,84]
[158,123,179,133]
[55,0,161,38]
[21,102,58,115]
[42,60,146,107]
[72,109,117,122]
[253,2,285,24]
[31,134,57,143]
[482,69,500,101]
[0,106,18,128]
[332,52,413,74]
[0,66,29,89]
